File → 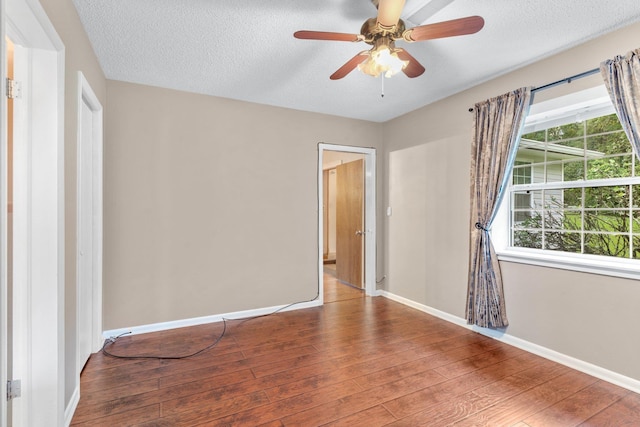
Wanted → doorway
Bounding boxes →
[318,144,376,302]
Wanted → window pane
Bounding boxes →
[586,155,632,180]
[531,163,545,184]
[522,130,545,141]
[584,186,629,209]
[544,210,561,230]
[563,187,582,208]
[586,133,631,155]
[513,209,541,229]
[552,137,584,150]
[528,190,543,210]
[513,230,542,248]
[633,236,640,259]
[586,114,623,134]
[513,192,531,208]
[513,192,532,222]
[545,210,581,230]
[584,233,629,258]
[546,127,565,142]
[562,160,584,181]
[547,123,584,141]
[542,189,563,209]
[544,231,581,252]
[633,210,640,233]
[584,210,628,232]
[545,162,564,183]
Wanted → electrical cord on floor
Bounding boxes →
[101,291,321,361]
[101,319,227,360]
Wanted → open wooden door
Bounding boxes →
[335,159,364,288]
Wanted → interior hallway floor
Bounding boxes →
[323,263,364,303]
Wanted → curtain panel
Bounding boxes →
[467,87,532,329]
[600,48,640,157]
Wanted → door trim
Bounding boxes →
[318,143,376,299]
[1,3,8,423]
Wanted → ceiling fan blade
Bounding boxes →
[294,30,363,42]
[396,49,425,78]
[330,52,369,80]
[404,15,484,42]
[377,0,406,27]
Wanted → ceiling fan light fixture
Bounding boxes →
[358,45,408,78]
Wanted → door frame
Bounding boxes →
[318,143,376,299]
[1,1,8,422]
[3,0,65,425]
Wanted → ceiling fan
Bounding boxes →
[294,0,484,80]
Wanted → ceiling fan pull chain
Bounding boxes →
[381,74,385,98]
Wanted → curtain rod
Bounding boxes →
[531,67,600,93]
[468,67,601,112]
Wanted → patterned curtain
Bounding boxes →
[467,87,532,329]
[600,48,640,155]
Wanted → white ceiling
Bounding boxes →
[72,0,640,123]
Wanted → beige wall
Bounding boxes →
[388,138,469,315]
[104,81,383,330]
[39,0,107,409]
[384,22,640,381]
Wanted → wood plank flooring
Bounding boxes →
[72,272,640,426]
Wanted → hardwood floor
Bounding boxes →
[71,274,640,426]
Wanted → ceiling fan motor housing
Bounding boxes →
[360,17,406,44]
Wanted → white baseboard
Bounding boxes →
[64,385,80,427]
[379,291,468,327]
[102,299,322,339]
[379,290,640,395]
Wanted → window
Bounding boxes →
[497,86,640,279]
[510,112,639,258]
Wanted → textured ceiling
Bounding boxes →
[72,0,640,122]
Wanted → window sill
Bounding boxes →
[496,248,640,281]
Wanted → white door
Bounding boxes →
[78,99,94,370]
[76,72,104,381]
[76,72,104,377]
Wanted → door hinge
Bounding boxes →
[6,78,22,99]
[7,379,21,401]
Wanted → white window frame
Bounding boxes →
[493,85,640,280]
